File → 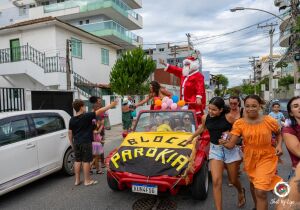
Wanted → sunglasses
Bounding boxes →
[184,118,190,120]
[229,102,238,105]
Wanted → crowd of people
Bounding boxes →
[67,53,299,210]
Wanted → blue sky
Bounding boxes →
[134,0,285,87]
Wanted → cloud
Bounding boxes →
[135,0,283,87]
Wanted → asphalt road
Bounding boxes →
[0,129,291,210]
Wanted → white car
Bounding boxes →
[0,110,74,196]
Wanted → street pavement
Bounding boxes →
[0,124,291,210]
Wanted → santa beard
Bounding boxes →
[182,66,190,76]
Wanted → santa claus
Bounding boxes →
[159,53,206,124]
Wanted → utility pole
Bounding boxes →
[169,45,179,85]
[186,33,192,53]
[290,0,300,95]
[249,56,259,94]
[258,23,277,100]
[66,39,72,90]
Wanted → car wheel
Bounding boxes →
[62,148,75,176]
[191,161,209,200]
[107,173,120,191]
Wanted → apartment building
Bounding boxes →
[0,0,143,49]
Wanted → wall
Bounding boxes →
[0,3,29,27]
[68,14,109,26]
[0,25,56,56]
[154,68,180,86]
[55,26,117,84]
[0,61,67,89]
[274,84,294,99]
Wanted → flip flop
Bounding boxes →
[97,171,104,174]
[238,188,246,208]
[74,181,81,186]
[84,180,98,186]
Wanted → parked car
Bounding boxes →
[264,99,289,118]
[106,110,210,200]
[0,110,74,196]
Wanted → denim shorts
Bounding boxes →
[209,143,242,164]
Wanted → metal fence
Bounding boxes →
[0,44,65,73]
[0,88,25,112]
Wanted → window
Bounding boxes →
[0,119,29,146]
[101,48,109,65]
[19,7,27,16]
[57,0,65,3]
[71,38,82,58]
[85,19,90,24]
[33,116,65,136]
[41,1,50,5]
[29,4,36,8]
[79,20,83,25]
[159,48,164,52]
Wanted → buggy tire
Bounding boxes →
[107,174,120,191]
[191,161,209,200]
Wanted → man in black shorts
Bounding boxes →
[68,99,118,186]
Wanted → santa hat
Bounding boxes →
[183,56,200,71]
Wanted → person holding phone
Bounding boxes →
[220,95,283,210]
[187,97,245,210]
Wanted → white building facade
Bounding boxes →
[0,0,143,49]
[0,0,144,124]
[0,17,126,124]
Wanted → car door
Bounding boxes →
[31,113,67,172]
[0,115,39,188]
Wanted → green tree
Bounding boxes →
[241,84,255,95]
[279,75,294,90]
[214,74,229,96]
[110,47,156,96]
[227,86,241,96]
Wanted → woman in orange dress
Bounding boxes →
[220,95,283,210]
[135,80,172,109]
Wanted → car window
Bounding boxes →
[0,119,30,146]
[135,111,196,133]
[33,116,65,136]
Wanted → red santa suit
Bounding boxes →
[164,57,206,124]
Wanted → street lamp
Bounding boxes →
[230,6,283,100]
[230,7,284,21]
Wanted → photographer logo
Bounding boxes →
[274,182,290,198]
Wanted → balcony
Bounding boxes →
[280,9,292,31]
[77,20,142,48]
[279,27,292,47]
[40,0,143,30]
[122,0,142,9]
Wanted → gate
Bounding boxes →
[31,91,73,116]
[0,88,25,112]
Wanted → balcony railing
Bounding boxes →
[78,20,141,44]
[73,72,102,97]
[0,44,65,73]
[280,27,292,38]
[44,0,140,21]
[281,9,291,19]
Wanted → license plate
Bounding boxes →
[132,183,158,195]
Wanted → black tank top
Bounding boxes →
[205,113,232,145]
